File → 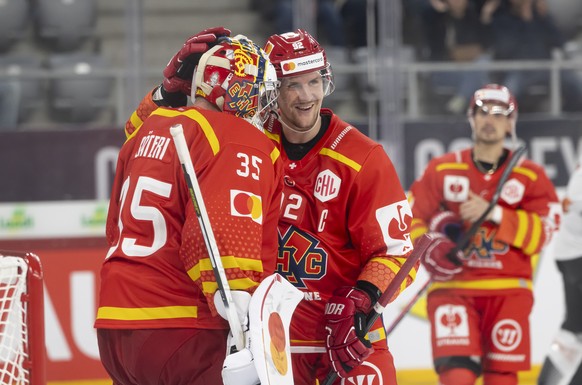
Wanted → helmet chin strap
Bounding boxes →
[280,113,321,142]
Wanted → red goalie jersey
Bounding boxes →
[265,109,416,348]
[95,106,283,330]
[409,148,561,288]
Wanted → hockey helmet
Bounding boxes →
[467,84,518,119]
[263,29,334,96]
[193,35,279,128]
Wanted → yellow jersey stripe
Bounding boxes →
[96,305,198,320]
[514,210,529,248]
[127,111,143,137]
[524,214,542,255]
[436,163,469,172]
[186,256,263,282]
[319,148,361,172]
[202,278,259,293]
[151,108,220,155]
[199,256,263,273]
[514,167,538,181]
[429,278,532,292]
[270,147,280,164]
[264,130,280,142]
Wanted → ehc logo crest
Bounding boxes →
[277,225,327,289]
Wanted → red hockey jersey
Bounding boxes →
[409,148,560,292]
[95,106,283,330]
[265,109,416,348]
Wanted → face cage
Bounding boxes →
[473,101,514,117]
[243,80,280,130]
[321,66,335,97]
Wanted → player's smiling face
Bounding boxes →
[277,71,324,132]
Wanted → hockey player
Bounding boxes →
[94,34,283,385]
[538,153,582,385]
[128,28,420,384]
[262,29,417,384]
[408,84,561,385]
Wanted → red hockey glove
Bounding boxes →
[162,26,231,96]
[421,232,463,281]
[429,210,463,242]
[324,287,374,378]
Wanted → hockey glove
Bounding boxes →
[214,291,260,385]
[421,232,463,281]
[429,210,463,242]
[162,26,231,96]
[324,287,374,378]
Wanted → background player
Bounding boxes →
[94,34,283,385]
[408,84,561,385]
[538,153,582,385]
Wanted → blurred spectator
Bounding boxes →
[0,79,21,129]
[489,0,582,112]
[274,0,346,47]
[339,0,368,49]
[419,0,496,114]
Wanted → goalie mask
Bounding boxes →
[263,29,334,97]
[193,35,279,129]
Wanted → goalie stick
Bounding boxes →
[321,233,433,385]
[170,123,245,352]
[385,144,528,337]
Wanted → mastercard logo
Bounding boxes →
[282,62,296,72]
[230,190,263,224]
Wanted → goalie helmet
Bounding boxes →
[263,29,334,96]
[467,84,518,119]
[193,35,279,128]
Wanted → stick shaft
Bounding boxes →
[170,123,245,351]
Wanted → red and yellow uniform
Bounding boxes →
[96,105,283,384]
[408,148,560,373]
[265,109,417,384]
[96,105,283,330]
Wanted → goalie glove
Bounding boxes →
[324,286,374,378]
[162,26,231,97]
[421,232,463,281]
[213,291,260,385]
[429,210,463,242]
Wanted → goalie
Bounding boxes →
[94,31,284,385]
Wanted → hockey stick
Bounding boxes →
[170,123,245,352]
[384,144,528,337]
[321,233,433,385]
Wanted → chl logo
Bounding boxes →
[314,170,341,203]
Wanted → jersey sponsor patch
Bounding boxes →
[230,189,263,224]
[443,175,469,202]
[313,169,341,203]
[375,199,413,255]
[435,304,470,347]
[500,178,525,205]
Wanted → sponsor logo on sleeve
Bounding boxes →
[230,190,263,224]
[375,199,413,255]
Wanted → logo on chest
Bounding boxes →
[314,170,341,203]
[443,175,469,202]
